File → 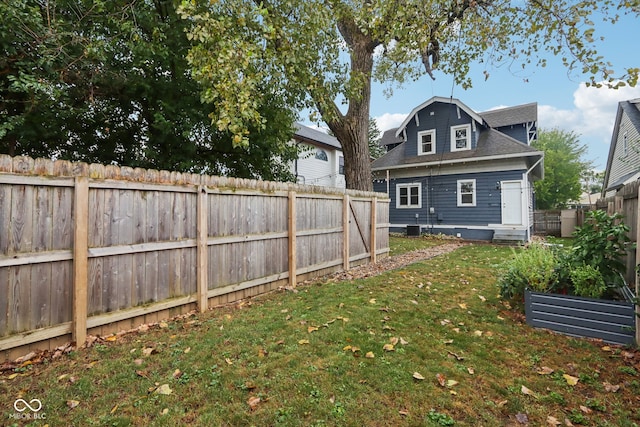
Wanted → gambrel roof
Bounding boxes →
[479,103,537,128]
[394,96,484,138]
[372,129,544,179]
[372,97,543,179]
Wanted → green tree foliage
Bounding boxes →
[533,129,592,209]
[179,0,639,191]
[368,118,385,160]
[0,0,299,181]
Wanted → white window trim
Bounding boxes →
[451,124,471,152]
[417,129,436,155]
[457,179,476,207]
[396,183,422,209]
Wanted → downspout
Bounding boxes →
[523,156,544,241]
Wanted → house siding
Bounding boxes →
[494,125,529,145]
[374,169,525,229]
[605,112,640,197]
[295,142,345,188]
[404,103,481,158]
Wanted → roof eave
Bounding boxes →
[371,151,544,172]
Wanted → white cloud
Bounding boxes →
[374,112,407,132]
[539,82,640,145]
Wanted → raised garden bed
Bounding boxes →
[525,289,635,345]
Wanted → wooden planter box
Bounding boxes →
[525,290,635,345]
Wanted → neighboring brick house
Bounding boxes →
[372,96,544,243]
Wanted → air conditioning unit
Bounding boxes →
[406,225,421,237]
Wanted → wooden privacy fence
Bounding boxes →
[0,155,390,360]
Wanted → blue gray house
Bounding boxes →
[372,96,544,242]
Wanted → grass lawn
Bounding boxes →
[2,238,640,426]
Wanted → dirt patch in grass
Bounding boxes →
[320,242,467,282]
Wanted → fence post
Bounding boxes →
[370,197,377,264]
[196,186,208,312]
[288,191,297,288]
[343,194,350,270]
[72,176,89,346]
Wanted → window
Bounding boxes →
[338,156,344,175]
[396,183,421,209]
[315,149,328,161]
[417,130,436,155]
[451,124,471,152]
[457,179,476,207]
[623,132,628,156]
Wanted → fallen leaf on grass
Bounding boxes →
[7,373,19,380]
[563,374,579,386]
[446,380,458,387]
[436,373,446,387]
[515,413,528,424]
[247,396,261,410]
[390,337,399,345]
[183,347,191,354]
[399,409,409,416]
[447,350,464,361]
[136,370,149,379]
[154,384,173,395]
[521,385,537,398]
[467,367,475,375]
[478,295,486,302]
[579,405,592,414]
[400,337,409,345]
[412,372,425,380]
[383,343,395,352]
[134,358,144,366]
[443,339,454,344]
[365,352,375,359]
[369,298,377,304]
[458,303,467,309]
[603,381,620,392]
[298,340,310,345]
[537,366,554,375]
[225,357,234,365]
[410,300,418,305]
[258,348,268,358]
[546,415,561,426]
[161,408,169,415]
[110,404,118,414]
[105,335,117,342]
[172,369,182,379]
[142,347,157,357]
[601,346,612,352]
[473,330,483,337]
[67,400,80,409]
[307,326,319,333]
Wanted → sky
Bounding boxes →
[308,10,640,171]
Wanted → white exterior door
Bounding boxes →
[501,181,523,225]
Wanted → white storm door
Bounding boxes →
[501,181,523,225]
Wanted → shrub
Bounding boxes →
[571,210,629,288]
[570,264,607,299]
[498,243,558,300]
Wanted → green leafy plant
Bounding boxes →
[570,263,607,299]
[498,243,558,300]
[571,210,629,289]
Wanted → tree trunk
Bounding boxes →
[324,23,376,192]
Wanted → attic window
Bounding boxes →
[451,124,471,152]
[623,132,628,156]
[417,130,436,155]
[315,149,328,161]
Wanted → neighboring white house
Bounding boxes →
[292,123,345,188]
[602,98,640,198]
